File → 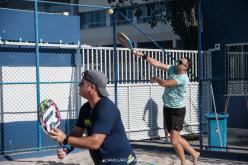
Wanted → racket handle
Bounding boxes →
[57,143,63,150]
[57,146,66,157]
[57,147,63,151]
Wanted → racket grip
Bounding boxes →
[57,146,66,157]
[130,48,134,56]
[57,143,63,150]
[57,146,63,151]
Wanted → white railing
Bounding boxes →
[81,47,199,83]
[0,41,210,142]
[225,43,248,96]
[0,40,199,83]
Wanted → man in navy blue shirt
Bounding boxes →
[50,70,136,165]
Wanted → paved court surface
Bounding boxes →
[0,142,247,165]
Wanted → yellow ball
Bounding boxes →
[107,8,113,15]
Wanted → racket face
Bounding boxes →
[38,99,61,135]
[117,32,133,50]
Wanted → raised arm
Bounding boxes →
[133,49,169,71]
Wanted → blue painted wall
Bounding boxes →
[0,46,77,67]
[0,8,81,153]
[0,8,80,44]
[0,8,80,67]
[1,120,77,152]
[202,1,248,128]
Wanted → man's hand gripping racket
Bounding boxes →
[38,99,66,157]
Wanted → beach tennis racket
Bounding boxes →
[38,99,62,148]
[117,32,133,51]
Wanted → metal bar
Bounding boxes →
[0,40,81,48]
[125,50,128,83]
[129,50,131,82]
[104,49,107,73]
[108,50,112,81]
[113,9,118,106]
[96,49,98,70]
[100,49,103,72]
[34,0,42,151]
[24,0,111,9]
[0,81,79,85]
[197,0,203,150]
[86,49,89,70]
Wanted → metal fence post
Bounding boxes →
[197,0,203,150]
[34,0,41,150]
[112,8,118,107]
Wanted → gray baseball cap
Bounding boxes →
[79,70,109,97]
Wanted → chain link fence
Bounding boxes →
[0,0,247,155]
[0,0,105,153]
[201,0,248,152]
[112,1,199,147]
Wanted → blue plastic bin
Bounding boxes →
[205,112,228,151]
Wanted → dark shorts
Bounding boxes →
[163,106,186,133]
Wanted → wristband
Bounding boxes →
[63,135,69,145]
[142,54,148,60]
[62,144,74,154]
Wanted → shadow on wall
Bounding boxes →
[143,98,159,138]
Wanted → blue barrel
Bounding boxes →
[205,112,228,151]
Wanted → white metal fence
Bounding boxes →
[81,47,199,83]
[0,41,209,144]
[225,43,248,96]
[80,46,206,140]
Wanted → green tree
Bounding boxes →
[108,0,197,50]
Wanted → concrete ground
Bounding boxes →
[0,141,247,165]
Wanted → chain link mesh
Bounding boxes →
[202,0,248,152]
[113,1,199,147]
[1,0,247,154]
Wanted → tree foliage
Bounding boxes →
[108,0,197,50]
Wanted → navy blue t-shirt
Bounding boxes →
[75,97,136,165]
